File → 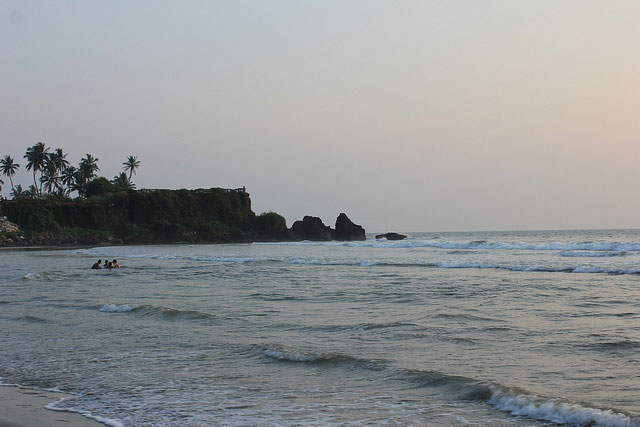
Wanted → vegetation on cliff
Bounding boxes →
[0,188,288,245]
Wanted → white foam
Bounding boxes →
[489,389,634,427]
[99,304,138,313]
[360,261,380,267]
[256,239,640,252]
[46,399,125,427]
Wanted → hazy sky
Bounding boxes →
[1,1,639,232]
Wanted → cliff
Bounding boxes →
[0,188,289,245]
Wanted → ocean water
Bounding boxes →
[0,229,639,426]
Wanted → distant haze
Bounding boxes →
[2,1,639,232]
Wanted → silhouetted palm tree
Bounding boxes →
[10,184,24,199]
[24,142,49,196]
[0,155,20,193]
[112,172,135,190]
[48,148,70,174]
[77,154,99,197]
[41,162,62,194]
[122,155,140,181]
[60,166,77,196]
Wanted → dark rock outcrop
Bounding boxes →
[290,216,333,241]
[375,232,407,240]
[289,213,366,241]
[334,213,366,241]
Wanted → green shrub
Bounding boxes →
[253,211,287,233]
[3,200,58,231]
[85,177,114,198]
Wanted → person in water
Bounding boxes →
[106,261,113,269]
[91,260,102,269]
[112,259,120,269]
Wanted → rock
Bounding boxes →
[290,216,333,241]
[334,213,366,241]
[375,232,406,240]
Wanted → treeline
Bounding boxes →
[0,142,140,199]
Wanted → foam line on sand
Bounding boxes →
[0,386,101,427]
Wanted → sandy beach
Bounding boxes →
[0,386,101,427]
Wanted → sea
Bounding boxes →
[0,229,639,426]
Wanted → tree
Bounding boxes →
[60,166,77,196]
[122,155,140,181]
[10,184,24,199]
[77,154,100,197]
[112,172,135,191]
[41,162,62,195]
[48,148,70,174]
[0,155,20,193]
[24,142,49,196]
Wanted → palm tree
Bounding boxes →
[77,154,99,197]
[41,162,62,194]
[10,184,24,199]
[122,155,140,181]
[112,172,135,190]
[60,166,77,196]
[0,155,20,193]
[24,142,49,196]
[48,148,70,174]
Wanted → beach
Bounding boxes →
[0,386,100,427]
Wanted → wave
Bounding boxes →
[262,347,375,366]
[286,259,640,275]
[561,251,627,258]
[488,387,636,427]
[580,340,640,352]
[256,239,640,252]
[398,369,636,426]
[21,271,65,281]
[261,349,636,426]
[45,399,124,427]
[12,315,50,323]
[98,304,216,321]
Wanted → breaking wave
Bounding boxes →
[256,239,640,252]
[286,259,640,275]
[488,388,636,427]
[262,348,636,426]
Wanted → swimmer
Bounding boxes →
[106,261,113,269]
[112,259,120,269]
[91,259,102,269]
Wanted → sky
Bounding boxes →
[1,0,639,232]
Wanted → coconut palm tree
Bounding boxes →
[10,184,24,199]
[77,154,99,197]
[112,172,135,190]
[0,155,20,193]
[24,142,49,196]
[41,162,62,194]
[48,148,70,174]
[122,155,140,181]
[60,166,77,196]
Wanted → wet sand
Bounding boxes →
[0,386,101,427]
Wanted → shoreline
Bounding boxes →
[0,386,104,427]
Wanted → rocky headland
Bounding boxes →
[0,188,366,246]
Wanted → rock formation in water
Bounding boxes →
[289,213,365,241]
[334,213,366,241]
[375,232,407,240]
[289,216,333,241]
